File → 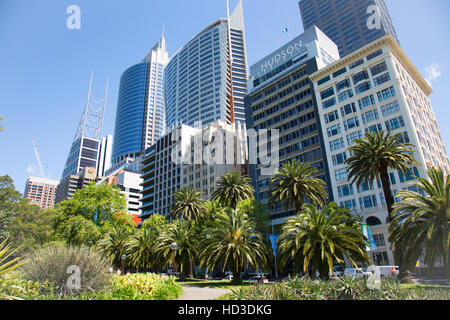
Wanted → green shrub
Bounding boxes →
[110,273,182,300]
[224,277,450,300]
[0,272,55,300]
[20,244,112,298]
[73,273,182,300]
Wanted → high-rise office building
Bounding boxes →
[55,167,99,204]
[164,0,248,129]
[111,36,169,165]
[139,120,248,220]
[24,177,59,210]
[245,26,340,226]
[310,35,450,264]
[60,75,107,182]
[299,0,399,57]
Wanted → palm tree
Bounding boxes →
[155,220,198,280]
[345,130,418,222]
[128,228,156,272]
[198,208,269,284]
[277,203,369,280]
[97,227,132,270]
[390,167,450,278]
[270,160,327,214]
[171,187,208,221]
[212,171,254,210]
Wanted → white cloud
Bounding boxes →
[424,63,442,87]
[26,165,36,174]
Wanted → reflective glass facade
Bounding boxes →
[299,0,399,57]
[165,1,248,128]
[112,62,148,162]
[112,38,169,164]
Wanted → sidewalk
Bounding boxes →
[179,286,231,300]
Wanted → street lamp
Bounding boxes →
[121,254,126,275]
[170,242,178,277]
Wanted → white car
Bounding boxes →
[344,267,371,278]
[371,266,399,278]
[249,276,269,284]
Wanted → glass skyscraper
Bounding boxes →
[299,0,399,57]
[164,0,248,128]
[112,37,169,165]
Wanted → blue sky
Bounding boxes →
[1,0,449,194]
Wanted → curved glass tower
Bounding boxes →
[112,37,169,164]
[165,0,248,129]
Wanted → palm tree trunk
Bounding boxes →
[380,168,395,222]
[189,257,194,279]
[231,263,242,285]
[380,168,413,282]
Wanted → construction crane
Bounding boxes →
[32,138,46,178]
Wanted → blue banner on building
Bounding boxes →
[269,235,279,256]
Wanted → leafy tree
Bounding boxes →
[55,182,131,230]
[198,208,269,284]
[0,175,21,208]
[270,160,327,214]
[345,130,418,222]
[171,187,208,221]
[212,171,254,210]
[97,226,132,270]
[390,167,450,278]
[0,176,22,242]
[0,116,4,132]
[277,203,369,280]
[9,204,57,255]
[155,220,198,280]
[0,176,56,253]
[141,213,169,234]
[53,215,101,247]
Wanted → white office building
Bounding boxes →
[311,34,450,265]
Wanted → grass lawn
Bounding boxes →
[400,283,450,290]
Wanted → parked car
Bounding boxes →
[222,274,233,281]
[344,267,371,278]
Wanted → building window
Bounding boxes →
[366,49,383,61]
[327,124,342,137]
[358,95,375,109]
[344,117,360,131]
[373,72,391,86]
[338,184,354,197]
[385,116,405,130]
[335,168,348,181]
[370,61,388,77]
[321,87,335,100]
[324,110,339,124]
[338,89,354,102]
[332,152,347,166]
[381,101,400,116]
[323,97,337,109]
